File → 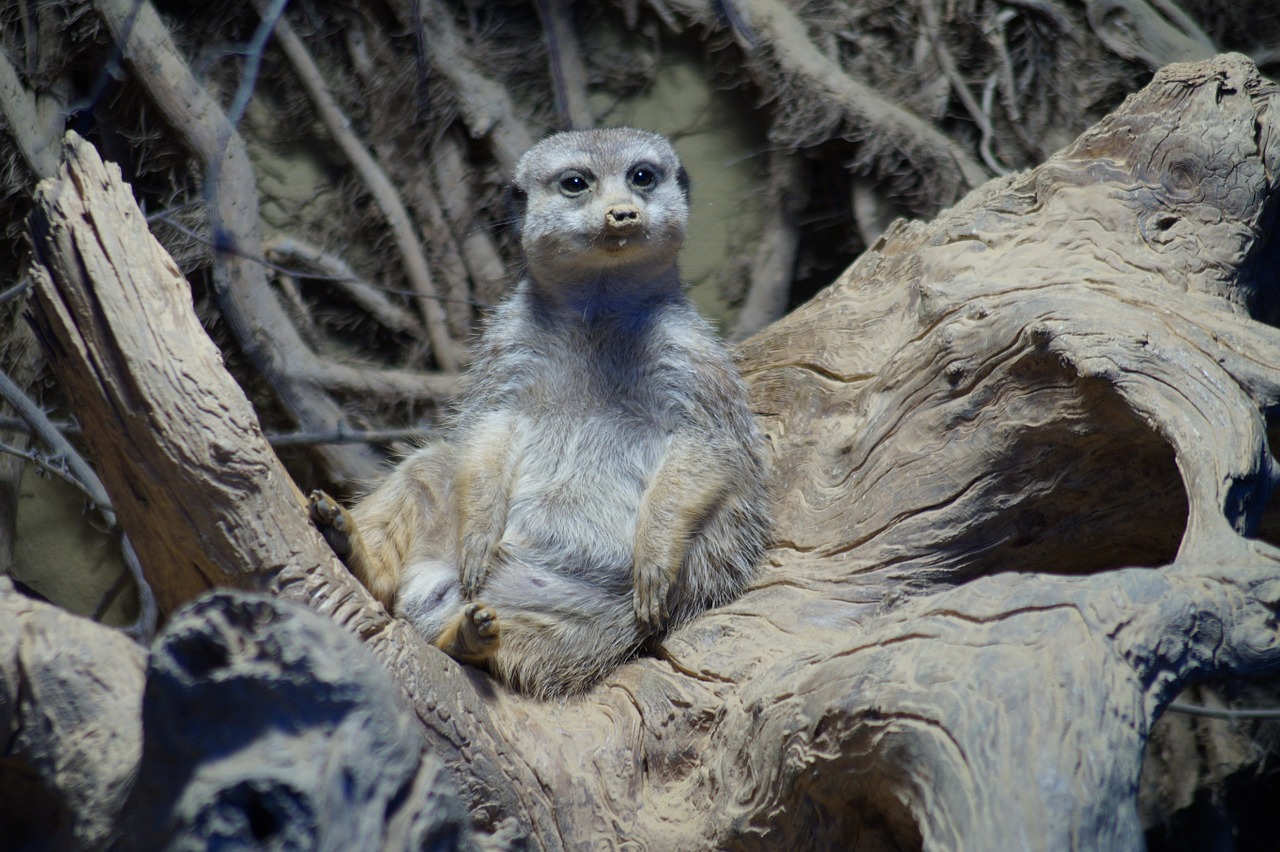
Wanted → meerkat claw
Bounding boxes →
[308,489,352,559]
[633,562,672,632]
[459,539,494,598]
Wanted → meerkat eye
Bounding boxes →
[628,164,659,189]
[557,171,591,196]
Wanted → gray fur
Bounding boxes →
[349,128,770,698]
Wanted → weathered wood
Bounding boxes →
[26,130,534,841]
[0,578,504,850]
[0,578,144,850]
[27,135,342,616]
[12,53,1280,849]
[115,590,496,851]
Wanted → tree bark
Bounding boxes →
[0,579,144,850]
[7,53,1280,849]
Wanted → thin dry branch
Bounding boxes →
[342,28,478,337]
[729,148,804,341]
[0,370,112,522]
[657,0,991,210]
[0,45,59,178]
[0,368,157,640]
[985,7,1023,124]
[0,418,436,451]
[91,0,382,487]
[266,8,462,372]
[263,236,424,338]
[920,0,1011,175]
[141,214,458,401]
[298,359,460,402]
[534,0,594,130]
[429,129,511,306]
[394,0,535,173]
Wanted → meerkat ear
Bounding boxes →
[676,166,691,200]
[502,182,528,239]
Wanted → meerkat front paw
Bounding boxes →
[633,558,673,633]
[447,601,501,661]
[308,489,353,560]
[459,533,501,598]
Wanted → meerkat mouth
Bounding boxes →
[599,232,644,253]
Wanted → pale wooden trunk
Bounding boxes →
[4,53,1279,850]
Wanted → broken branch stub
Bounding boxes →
[27,132,355,616]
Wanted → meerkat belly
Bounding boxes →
[498,408,667,592]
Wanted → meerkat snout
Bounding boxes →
[605,204,641,232]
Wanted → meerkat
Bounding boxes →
[309,127,770,698]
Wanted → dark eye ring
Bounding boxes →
[629,166,658,189]
[559,174,590,195]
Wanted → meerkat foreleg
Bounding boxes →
[309,443,458,609]
[308,489,396,605]
[633,436,734,631]
[455,417,517,597]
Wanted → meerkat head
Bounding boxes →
[508,128,690,292]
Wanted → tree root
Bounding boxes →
[656,0,991,212]
[90,0,384,486]
[266,7,462,372]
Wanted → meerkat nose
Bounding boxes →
[605,204,641,232]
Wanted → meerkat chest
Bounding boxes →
[511,346,675,485]
[490,337,679,556]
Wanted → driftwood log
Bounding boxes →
[4,53,1279,849]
